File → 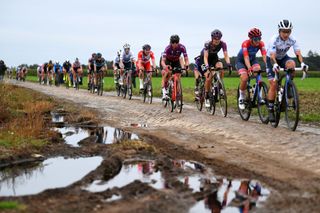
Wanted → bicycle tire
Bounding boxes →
[175,80,183,113]
[218,79,227,117]
[237,84,251,121]
[116,83,120,96]
[122,85,127,99]
[257,81,269,124]
[148,83,153,104]
[285,81,299,131]
[99,78,103,96]
[196,84,204,111]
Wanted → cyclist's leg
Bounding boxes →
[161,63,171,99]
[194,59,202,95]
[138,64,145,90]
[236,59,249,109]
[215,61,224,78]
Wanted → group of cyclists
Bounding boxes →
[6,19,309,124]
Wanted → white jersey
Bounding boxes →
[120,51,135,63]
[267,35,300,60]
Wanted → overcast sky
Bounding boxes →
[1,0,319,66]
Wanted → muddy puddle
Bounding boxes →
[83,159,270,212]
[0,156,102,196]
[51,113,139,147]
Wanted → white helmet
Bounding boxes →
[123,43,130,49]
[278,19,293,30]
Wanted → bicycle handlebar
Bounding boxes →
[276,67,308,81]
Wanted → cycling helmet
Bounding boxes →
[92,53,96,57]
[56,61,59,64]
[142,44,151,51]
[123,43,130,49]
[170,34,180,43]
[248,28,262,38]
[97,53,102,58]
[0,60,3,65]
[211,29,222,39]
[278,19,293,30]
[75,57,79,61]
[49,60,52,64]
[117,50,122,56]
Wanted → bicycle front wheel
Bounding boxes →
[237,84,251,121]
[147,83,153,104]
[99,78,103,96]
[175,80,183,113]
[217,79,227,117]
[196,86,204,111]
[257,82,269,124]
[285,81,299,131]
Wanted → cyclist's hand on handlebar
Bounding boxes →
[273,63,280,72]
[301,62,309,72]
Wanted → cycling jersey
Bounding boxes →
[88,57,95,71]
[162,44,188,62]
[267,35,300,60]
[195,40,228,71]
[47,63,54,71]
[54,64,62,73]
[72,61,81,72]
[114,55,120,64]
[42,63,48,73]
[137,50,155,72]
[63,62,71,72]
[95,58,105,71]
[121,51,135,63]
[137,50,155,64]
[237,40,266,62]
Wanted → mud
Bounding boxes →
[0,80,319,212]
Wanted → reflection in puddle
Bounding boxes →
[51,112,64,123]
[0,156,103,196]
[130,123,148,128]
[84,161,164,192]
[54,126,139,147]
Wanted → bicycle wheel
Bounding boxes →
[116,83,120,96]
[175,80,183,113]
[257,82,269,124]
[196,85,204,111]
[237,84,251,121]
[122,85,127,99]
[167,85,174,112]
[217,79,227,117]
[147,82,153,104]
[128,85,132,100]
[99,78,103,96]
[285,81,299,131]
[208,93,216,115]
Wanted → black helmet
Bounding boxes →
[97,53,102,58]
[211,29,222,39]
[142,44,151,51]
[0,60,3,65]
[170,34,180,44]
[49,60,52,64]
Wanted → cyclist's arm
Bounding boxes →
[161,56,167,69]
[184,56,189,68]
[203,50,209,67]
[295,50,304,64]
[223,51,231,64]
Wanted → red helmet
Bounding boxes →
[248,28,262,38]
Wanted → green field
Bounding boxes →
[26,75,320,122]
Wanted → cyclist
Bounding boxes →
[161,34,189,99]
[0,60,7,81]
[266,19,309,121]
[236,28,267,110]
[137,44,156,90]
[41,62,48,84]
[62,59,72,87]
[88,53,96,90]
[71,58,83,88]
[194,29,232,106]
[54,61,62,85]
[120,43,136,88]
[94,53,106,92]
[47,60,54,85]
[37,65,42,82]
[20,66,28,80]
[112,50,121,84]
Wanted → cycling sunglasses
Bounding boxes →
[281,30,292,34]
[252,37,261,42]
